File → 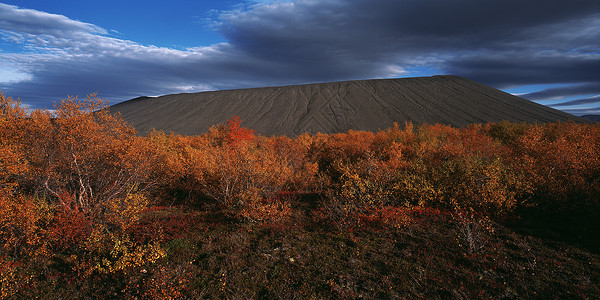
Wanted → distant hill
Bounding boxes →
[110,75,586,136]
[581,115,600,122]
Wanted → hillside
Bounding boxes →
[582,114,600,122]
[2,90,599,298]
[110,75,584,136]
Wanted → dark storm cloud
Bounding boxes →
[444,55,600,88]
[551,96,600,107]
[559,107,600,115]
[1,0,599,113]
[221,0,599,55]
[523,83,600,101]
[219,0,599,67]
[217,0,600,112]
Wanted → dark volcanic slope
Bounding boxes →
[111,75,584,136]
[581,115,600,122]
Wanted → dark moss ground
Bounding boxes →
[121,196,600,298]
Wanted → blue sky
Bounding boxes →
[0,0,599,115]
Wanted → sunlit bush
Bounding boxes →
[2,88,600,298]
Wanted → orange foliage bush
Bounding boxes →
[16,94,154,232]
[48,193,92,252]
[2,88,600,297]
[506,122,600,210]
[146,116,318,223]
[226,115,255,146]
[0,92,51,260]
[0,255,19,299]
[162,118,299,209]
[239,191,294,224]
[313,122,538,226]
[0,91,163,296]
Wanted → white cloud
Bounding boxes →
[0,66,31,83]
[0,3,106,36]
[384,65,408,77]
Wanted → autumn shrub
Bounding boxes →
[310,130,378,184]
[15,95,154,232]
[0,256,17,299]
[320,163,395,228]
[146,117,317,224]
[189,117,298,218]
[313,126,429,226]
[264,134,320,192]
[3,86,600,297]
[389,161,441,207]
[0,93,28,190]
[0,91,165,296]
[388,124,530,217]
[356,206,414,230]
[47,193,92,252]
[314,123,529,222]
[237,189,294,224]
[311,130,401,227]
[452,209,496,255]
[82,228,165,276]
[0,195,52,263]
[146,130,194,204]
[0,92,51,296]
[0,195,53,297]
[509,122,600,211]
[487,120,530,146]
[434,157,528,215]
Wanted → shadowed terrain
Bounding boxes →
[111,75,584,136]
[2,89,599,298]
[582,115,600,122]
